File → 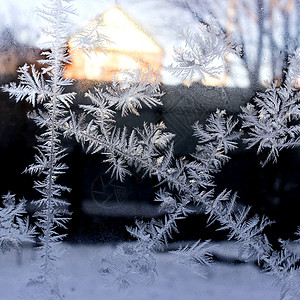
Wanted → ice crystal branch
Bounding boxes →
[210,191,274,261]
[105,68,164,116]
[36,0,77,47]
[166,23,242,86]
[286,50,300,87]
[170,240,215,278]
[192,109,240,173]
[264,236,300,300]
[3,64,52,106]
[1,0,87,297]
[240,83,300,166]
[2,0,299,298]
[63,104,242,285]
[237,55,300,297]
[65,86,300,297]
[71,16,111,55]
[53,10,300,297]
[0,192,36,253]
[100,241,157,290]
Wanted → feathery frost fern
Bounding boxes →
[65,20,300,300]
[1,0,101,297]
[0,192,36,253]
[237,52,300,298]
[66,94,242,284]
[170,240,215,278]
[166,21,242,86]
[59,12,300,298]
[1,0,300,299]
[70,16,111,55]
[241,82,300,166]
[105,68,164,116]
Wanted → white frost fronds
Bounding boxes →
[193,109,240,153]
[64,107,240,288]
[81,88,116,135]
[99,216,181,289]
[166,23,242,86]
[0,192,36,253]
[1,0,82,294]
[203,188,300,299]
[2,64,52,106]
[71,16,111,55]
[264,238,300,300]
[100,241,157,290]
[192,109,241,174]
[240,83,300,166]
[65,97,175,182]
[65,106,240,219]
[104,68,164,116]
[201,189,273,262]
[102,121,173,182]
[67,86,298,296]
[286,50,300,87]
[60,18,300,297]
[36,0,77,48]
[215,197,274,262]
[170,240,215,278]
[155,189,177,214]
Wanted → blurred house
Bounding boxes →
[65,6,163,82]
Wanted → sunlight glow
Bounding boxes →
[65,6,163,82]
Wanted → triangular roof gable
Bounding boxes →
[96,6,162,54]
[65,6,163,81]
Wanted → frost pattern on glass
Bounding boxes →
[0,192,36,253]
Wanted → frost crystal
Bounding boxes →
[0,192,36,253]
[166,23,241,86]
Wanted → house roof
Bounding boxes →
[82,5,163,54]
[65,5,163,81]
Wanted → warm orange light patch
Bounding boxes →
[65,6,163,82]
[200,74,231,87]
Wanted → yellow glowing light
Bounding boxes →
[65,6,163,82]
[83,52,108,80]
[102,7,161,53]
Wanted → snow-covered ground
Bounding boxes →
[0,242,285,300]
